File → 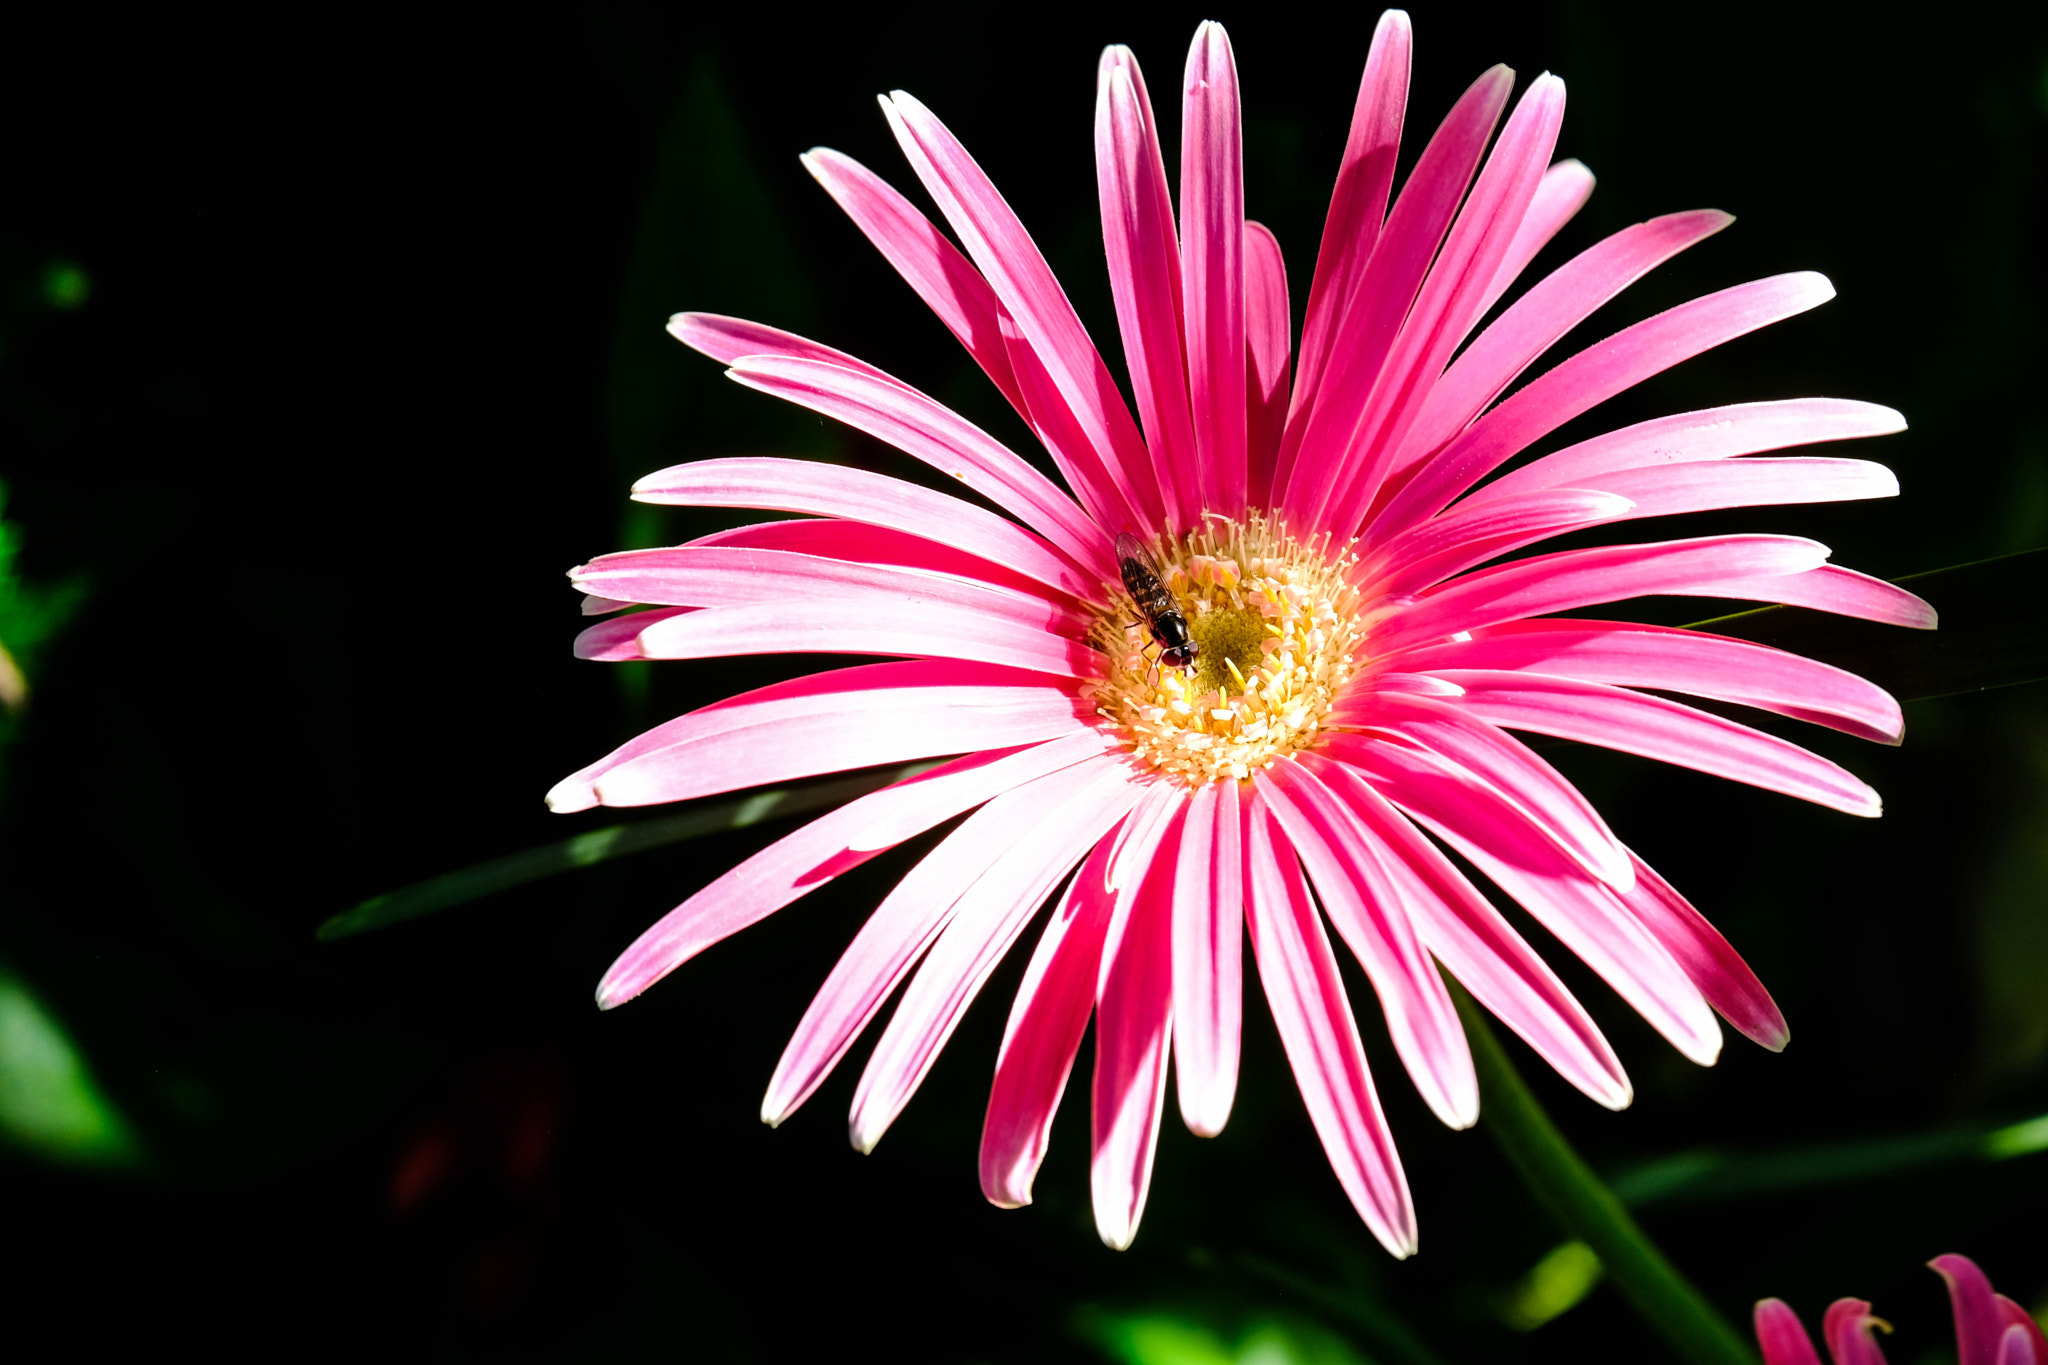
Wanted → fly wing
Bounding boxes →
[1114,531,1154,574]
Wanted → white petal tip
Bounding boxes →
[544,785,593,814]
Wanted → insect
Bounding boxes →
[1115,531,1199,676]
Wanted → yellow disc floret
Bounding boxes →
[1087,513,1368,786]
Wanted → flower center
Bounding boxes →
[1087,513,1367,786]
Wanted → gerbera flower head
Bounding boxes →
[551,13,1931,1254]
[1755,1255,2048,1365]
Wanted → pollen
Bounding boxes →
[1086,513,1368,787]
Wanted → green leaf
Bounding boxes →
[1687,547,2048,701]
[0,966,143,1167]
[317,761,940,940]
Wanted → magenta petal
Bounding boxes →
[799,147,1027,415]
[849,759,1141,1152]
[669,311,892,379]
[1172,779,1244,1137]
[1465,157,1597,328]
[1281,7,1410,495]
[688,517,1079,605]
[762,756,1129,1127]
[1314,758,1630,1109]
[1242,792,1418,1256]
[1617,852,1787,1050]
[725,354,1111,575]
[1575,456,1898,521]
[1933,1255,2007,1365]
[572,607,693,661]
[1096,49,1198,532]
[1091,791,1183,1249]
[1702,563,1937,630]
[628,597,1104,678]
[1754,1300,1827,1365]
[595,731,1119,1008]
[980,831,1119,1208]
[631,456,1099,600]
[1262,760,1477,1129]
[1423,668,1884,816]
[1244,221,1292,507]
[1995,1298,2048,1365]
[1822,1299,1894,1365]
[1360,487,1636,598]
[1999,1326,2038,1365]
[1180,21,1248,519]
[1283,63,1514,535]
[1371,271,1840,538]
[881,90,1163,531]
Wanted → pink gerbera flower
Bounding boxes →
[550,14,1931,1254]
[1755,1255,2048,1365]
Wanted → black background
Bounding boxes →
[1,2,2045,1361]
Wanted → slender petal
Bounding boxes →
[1097,49,1198,531]
[1754,1300,1827,1365]
[1243,791,1417,1256]
[573,607,692,661]
[1822,1299,1894,1365]
[1466,157,1597,327]
[1181,21,1248,518]
[1278,9,1412,494]
[1934,1255,2008,1365]
[1420,668,1884,816]
[726,355,1112,575]
[1308,755,1630,1109]
[1172,779,1243,1136]
[1700,563,1937,629]
[799,147,1027,414]
[980,831,1120,1208]
[688,517,1079,605]
[1369,272,1840,538]
[850,759,1142,1151]
[881,90,1162,530]
[597,731,1120,1007]
[1618,853,1787,1050]
[1262,760,1478,1129]
[763,757,1131,1126]
[1092,792,1183,1249]
[668,311,893,379]
[545,659,1090,813]
[1996,1297,2048,1365]
[630,456,1100,599]
[1359,487,1636,598]
[1243,221,1291,506]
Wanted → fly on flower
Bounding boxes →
[553,12,1932,1255]
[1115,530,1199,677]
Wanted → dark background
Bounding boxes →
[1,2,2044,1360]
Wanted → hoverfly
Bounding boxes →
[1115,531,1199,676]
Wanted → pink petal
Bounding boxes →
[1754,1299,1826,1365]
[1933,1255,2007,1365]
[1999,1326,2038,1365]
[1244,221,1291,507]
[798,147,1026,414]
[849,759,1141,1152]
[1421,668,1884,816]
[1396,208,1734,474]
[668,311,891,379]
[1466,157,1597,327]
[1262,759,1478,1129]
[1092,789,1184,1249]
[1283,64,1514,534]
[1321,703,1633,891]
[573,607,694,661]
[596,730,1121,1007]
[1242,790,1417,1257]
[1321,72,1568,539]
[1369,272,1840,539]
[725,355,1111,575]
[1822,1299,1894,1365]
[546,659,1091,813]
[1995,1298,2048,1365]
[1366,534,1831,656]
[581,594,637,615]
[1386,619,1904,745]
[572,544,1090,623]
[630,456,1100,600]
[881,91,1162,530]
[1358,487,1636,598]
[1278,10,1411,494]
[1172,779,1243,1137]
[1617,852,1787,1051]
[999,311,1150,535]
[1471,397,1908,505]
[1699,563,1937,630]
[1365,765,1720,1062]
[1096,49,1198,532]
[1572,456,1898,521]
[980,830,1120,1208]
[624,597,1104,678]
[689,517,1074,606]
[1181,21,1248,519]
[1309,756,1629,1110]
[762,756,1131,1126]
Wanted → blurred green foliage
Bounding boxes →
[0,965,139,1166]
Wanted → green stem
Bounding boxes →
[1452,984,1759,1365]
